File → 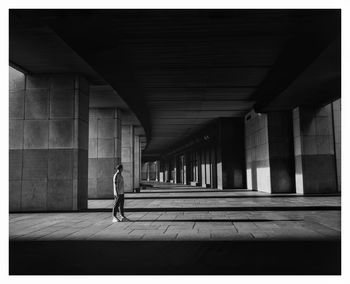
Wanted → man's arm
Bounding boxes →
[113,173,118,196]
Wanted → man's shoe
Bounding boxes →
[112,217,119,223]
[121,216,130,222]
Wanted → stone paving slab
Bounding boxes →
[9,187,341,241]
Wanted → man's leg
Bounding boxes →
[112,196,121,219]
[120,194,125,217]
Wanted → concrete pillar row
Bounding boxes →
[88,108,121,198]
[9,68,89,212]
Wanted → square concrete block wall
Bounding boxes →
[134,135,140,188]
[9,180,22,211]
[332,99,341,192]
[9,120,24,149]
[77,177,88,210]
[9,150,22,180]
[98,119,115,138]
[49,120,74,148]
[9,67,25,91]
[50,89,74,118]
[97,178,113,197]
[245,110,271,192]
[88,178,98,198]
[50,75,76,90]
[9,90,25,119]
[21,179,47,211]
[97,158,115,178]
[122,162,134,192]
[48,149,74,179]
[26,75,50,89]
[97,139,115,158]
[88,158,98,177]
[24,120,49,149]
[88,108,122,198]
[89,138,98,158]
[89,119,98,138]
[77,120,89,150]
[293,105,338,194]
[22,149,48,179]
[25,89,49,119]
[9,71,90,212]
[47,179,73,210]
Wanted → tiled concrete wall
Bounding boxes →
[121,125,134,192]
[245,111,271,192]
[332,99,341,192]
[88,108,121,198]
[9,68,89,211]
[293,105,337,194]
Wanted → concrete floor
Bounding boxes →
[10,183,341,241]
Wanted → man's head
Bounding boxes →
[117,164,123,172]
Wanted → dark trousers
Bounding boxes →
[112,194,125,217]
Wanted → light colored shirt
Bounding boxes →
[113,171,124,195]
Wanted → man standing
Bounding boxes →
[112,164,128,222]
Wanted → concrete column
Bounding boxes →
[150,161,157,180]
[155,160,159,181]
[245,110,294,193]
[201,149,206,187]
[88,108,121,198]
[217,118,246,190]
[216,141,223,189]
[197,151,201,185]
[245,112,270,192]
[293,105,337,194]
[205,147,211,186]
[159,160,164,182]
[164,160,169,182]
[196,152,200,184]
[332,99,341,192]
[211,145,217,189]
[141,162,148,180]
[184,153,191,185]
[121,125,134,192]
[146,162,150,181]
[9,69,89,211]
[172,157,176,183]
[133,135,141,189]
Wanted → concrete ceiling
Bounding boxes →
[9,13,146,139]
[10,9,341,159]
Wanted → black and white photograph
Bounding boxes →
[3,1,348,278]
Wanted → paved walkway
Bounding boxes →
[9,183,341,241]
